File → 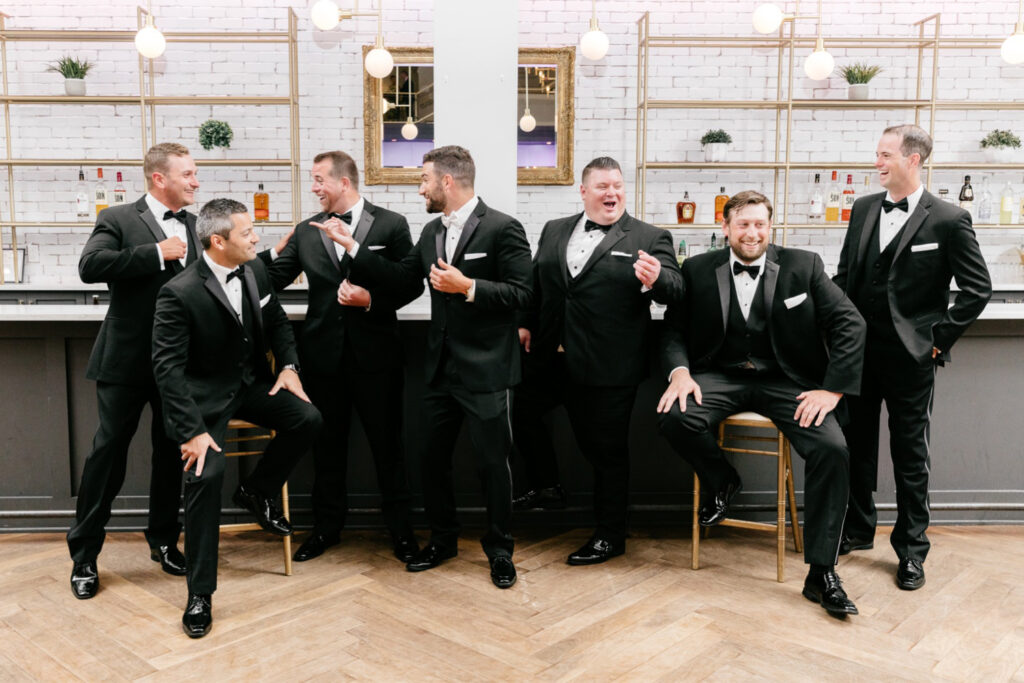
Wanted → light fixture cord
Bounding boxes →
[377,0,383,42]
[408,64,413,120]
[817,0,822,40]
[525,67,530,110]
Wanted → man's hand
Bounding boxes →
[793,389,842,428]
[518,327,531,352]
[273,227,295,255]
[657,368,702,414]
[181,432,221,476]
[158,236,187,261]
[311,217,354,250]
[429,259,472,295]
[634,249,662,288]
[269,367,311,403]
[337,279,371,308]
[932,346,941,359]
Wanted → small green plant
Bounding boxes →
[46,56,94,79]
[840,62,883,85]
[700,129,732,145]
[980,129,1021,149]
[198,119,233,150]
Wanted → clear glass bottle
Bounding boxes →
[808,173,824,222]
[825,170,841,222]
[113,171,126,206]
[676,238,687,265]
[977,177,994,223]
[841,173,856,222]
[709,232,718,250]
[75,169,90,220]
[958,175,974,219]
[94,167,109,216]
[1018,175,1024,224]
[1000,180,1015,225]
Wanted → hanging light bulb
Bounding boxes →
[519,67,536,133]
[579,0,609,61]
[752,3,786,34]
[381,97,394,112]
[1002,0,1024,65]
[365,35,394,78]
[135,12,166,59]
[804,37,834,80]
[311,0,341,30]
[400,66,417,139]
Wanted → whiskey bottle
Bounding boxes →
[825,171,841,222]
[714,186,729,223]
[254,182,269,223]
[807,173,824,222]
[676,192,695,224]
[958,175,974,219]
[94,167,109,216]
[1000,180,1015,225]
[841,174,856,222]
[75,169,90,220]
[113,171,127,206]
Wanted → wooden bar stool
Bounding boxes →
[691,411,803,582]
[221,419,293,577]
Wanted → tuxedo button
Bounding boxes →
[566,293,574,300]
[872,280,879,285]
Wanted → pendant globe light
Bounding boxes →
[1002,0,1024,65]
[519,67,537,133]
[803,0,833,80]
[135,2,166,59]
[401,66,418,140]
[310,0,393,78]
[579,0,609,61]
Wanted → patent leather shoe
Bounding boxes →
[513,485,568,511]
[150,545,187,576]
[232,484,292,536]
[392,536,419,563]
[802,569,859,618]
[182,593,212,639]
[70,561,98,599]
[566,538,624,566]
[292,532,340,562]
[896,558,925,590]
[838,533,874,556]
[405,542,457,572]
[698,473,742,527]
[490,556,517,589]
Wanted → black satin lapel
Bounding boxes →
[185,218,200,264]
[242,268,264,341]
[353,209,374,245]
[853,197,883,290]
[576,225,627,280]
[203,271,242,327]
[451,212,480,265]
[435,225,446,264]
[139,206,168,246]
[763,258,779,323]
[891,201,930,264]
[715,260,731,330]
[317,217,343,273]
[556,219,575,288]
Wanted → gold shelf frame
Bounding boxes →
[0,8,302,283]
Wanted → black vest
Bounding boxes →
[239,284,260,386]
[853,218,905,342]
[714,276,780,376]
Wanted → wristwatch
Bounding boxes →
[281,363,299,375]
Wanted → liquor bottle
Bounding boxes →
[676,238,687,265]
[1019,175,1024,224]
[113,171,126,206]
[1000,180,1015,225]
[958,175,974,218]
[676,192,695,224]
[714,186,729,223]
[75,168,90,220]
[863,175,870,194]
[94,167,109,216]
[825,171,841,222]
[977,179,994,223]
[937,188,950,203]
[807,173,824,222]
[709,232,718,250]
[841,174,856,222]
[254,182,269,223]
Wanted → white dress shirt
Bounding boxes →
[879,184,923,251]
[440,195,479,301]
[146,193,190,270]
[729,251,768,321]
[566,213,610,279]
[270,197,365,262]
[203,251,243,319]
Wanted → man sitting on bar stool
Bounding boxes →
[657,190,867,618]
[152,198,322,638]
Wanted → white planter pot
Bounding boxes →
[703,142,728,162]
[64,78,86,96]
[204,146,229,160]
[847,83,869,100]
[984,147,1018,164]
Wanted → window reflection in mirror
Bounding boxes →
[381,64,435,168]
[518,65,557,169]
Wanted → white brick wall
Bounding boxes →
[0,0,1021,284]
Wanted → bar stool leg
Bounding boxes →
[691,472,701,570]
[776,430,786,582]
[784,444,803,553]
[282,482,293,577]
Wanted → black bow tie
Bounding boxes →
[226,265,245,283]
[329,211,353,224]
[164,209,189,224]
[881,197,909,214]
[733,261,760,278]
[584,219,611,233]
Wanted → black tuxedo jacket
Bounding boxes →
[152,256,299,444]
[662,245,865,396]
[264,201,413,376]
[351,198,533,393]
[79,195,199,385]
[834,190,991,363]
[523,211,683,386]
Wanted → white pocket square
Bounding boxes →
[367,245,386,251]
[784,293,807,309]
[911,242,939,252]
[259,294,271,307]
[464,252,487,260]
[611,250,633,258]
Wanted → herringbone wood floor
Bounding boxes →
[1,525,1022,681]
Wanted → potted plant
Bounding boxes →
[198,119,233,158]
[981,129,1021,164]
[47,56,94,96]
[841,62,882,100]
[701,129,732,162]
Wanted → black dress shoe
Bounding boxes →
[232,484,292,536]
[513,485,568,511]
[802,570,859,618]
[490,556,517,589]
[896,558,925,590]
[698,473,742,527]
[838,533,874,556]
[392,536,419,563]
[182,593,212,639]
[405,543,457,572]
[70,561,98,599]
[292,532,340,562]
[150,545,187,576]
[566,538,625,566]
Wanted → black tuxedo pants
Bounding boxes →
[658,371,849,566]
[303,346,414,541]
[843,338,936,562]
[511,353,564,491]
[67,380,182,563]
[420,353,514,560]
[183,381,321,595]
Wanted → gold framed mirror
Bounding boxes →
[363,46,574,186]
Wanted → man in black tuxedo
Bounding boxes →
[152,198,322,638]
[658,191,866,618]
[68,142,200,599]
[834,124,991,590]
[514,156,682,564]
[320,145,532,589]
[261,150,417,564]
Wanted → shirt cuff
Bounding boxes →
[640,284,652,293]
[347,242,360,258]
[465,280,477,302]
[157,244,165,270]
[269,247,279,261]
[668,366,688,382]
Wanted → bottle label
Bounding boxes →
[113,190,126,205]
[255,208,269,220]
[842,194,855,210]
[681,204,694,221]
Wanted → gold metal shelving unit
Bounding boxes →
[634,12,1024,244]
[0,8,302,283]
